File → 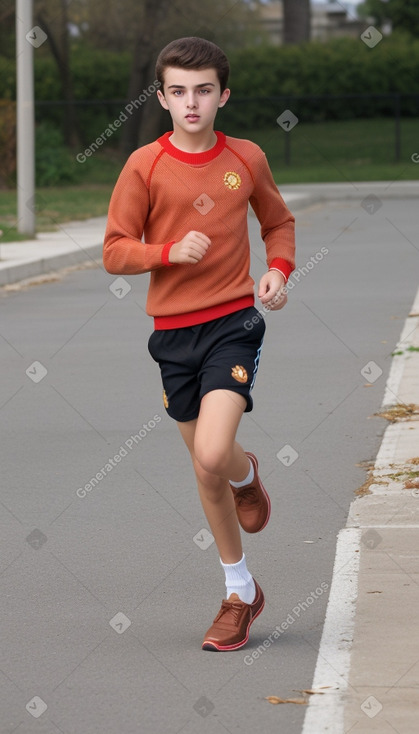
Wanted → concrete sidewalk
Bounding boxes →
[2,180,418,287]
[0,216,107,287]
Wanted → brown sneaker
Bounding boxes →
[230,452,271,533]
[202,579,265,651]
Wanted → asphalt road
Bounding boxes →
[1,196,418,734]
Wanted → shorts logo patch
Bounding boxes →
[223,171,241,190]
[163,389,169,409]
[231,365,248,383]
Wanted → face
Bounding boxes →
[157,67,230,134]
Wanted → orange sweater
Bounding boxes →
[103,131,295,329]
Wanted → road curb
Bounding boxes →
[0,243,103,287]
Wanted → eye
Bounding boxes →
[200,89,210,94]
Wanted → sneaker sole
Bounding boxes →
[201,594,265,652]
[242,452,271,533]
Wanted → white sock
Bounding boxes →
[220,553,256,604]
[230,457,254,488]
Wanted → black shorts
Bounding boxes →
[147,307,266,422]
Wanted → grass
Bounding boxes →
[237,117,419,184]
[0,185,113,241]
[0,184,112,243]
[1,117,418,242]
[0,151,120,241]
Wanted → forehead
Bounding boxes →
[163,67,219,89]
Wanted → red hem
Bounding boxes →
[161,241,175,266]
[153,295,254,330]
[268,258,294,281]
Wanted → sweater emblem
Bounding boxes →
[223,171,241,190]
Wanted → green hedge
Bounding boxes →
[35,123,77,186]
[223,34,419,127]
[228,34,419,97]
[0,34,418,144]
[0,45,131,100]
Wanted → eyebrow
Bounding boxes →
[167,83,216,89]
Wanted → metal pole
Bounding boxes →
[16,0,35,236]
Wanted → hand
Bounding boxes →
[169,231,211,264]
[258,270,287,311]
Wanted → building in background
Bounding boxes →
[259,1,365,45]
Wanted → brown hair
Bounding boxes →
[155,37,230,93]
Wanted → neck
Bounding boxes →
[169,126,217,153]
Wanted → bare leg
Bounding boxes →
[194,389,251,482]
[177,389,250,564]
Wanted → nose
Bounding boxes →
[186,92,197,108]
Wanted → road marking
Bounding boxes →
[301,527,360,734]
[382,312,419,408]
[355,524,419,529]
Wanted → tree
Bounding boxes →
[35,0,80,148]
[120,0,172,154]
[283,0,311,44]
[358,0,419,36]
[11,0,266,155]
[115,0,266,153]
[0,2,15,59]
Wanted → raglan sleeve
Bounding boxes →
[249,147,295,281]
[103,151,174,275]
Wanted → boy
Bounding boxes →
[103,37,295,651]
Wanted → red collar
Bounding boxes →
[157,130,226,164]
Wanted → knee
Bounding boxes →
[194,440,230,477]
[193,460,226,499]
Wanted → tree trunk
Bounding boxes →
[36,0,80,148]
[120,47,154,155]
[136,83,169,148]
[283,0,311,44]
[120,0,171,155]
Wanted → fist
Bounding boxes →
[169,231,211,264]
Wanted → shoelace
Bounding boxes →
[234,486,258,506]
[214,599,245,625]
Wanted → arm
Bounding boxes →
[249,149,295,307]
[103,154,211,274]
[250,151,295,311]
[103,154,175,275]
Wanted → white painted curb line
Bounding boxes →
[301,527,361,733]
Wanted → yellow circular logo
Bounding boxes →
[231,365,248,383]
[224,171,241,190]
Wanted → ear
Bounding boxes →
[157,89,169,110]
[218,88,230,109]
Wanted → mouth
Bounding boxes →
[185,114,200,121]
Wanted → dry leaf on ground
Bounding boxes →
[405,479,419,489]
[265,696,307,705]
[294,689,325,695]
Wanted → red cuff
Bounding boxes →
[161,241,176,266]
[268,258,294,281]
